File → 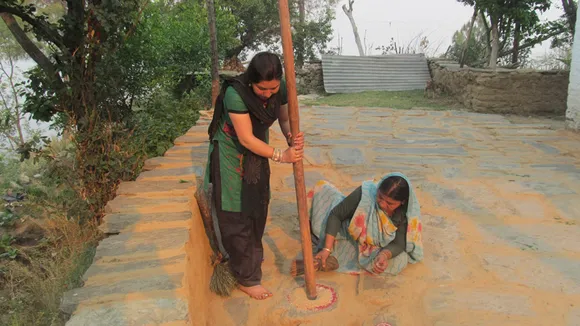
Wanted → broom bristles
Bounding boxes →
[210,261,238,296]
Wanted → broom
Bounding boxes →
[195,184,237,296]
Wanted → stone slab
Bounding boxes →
[372,146,468,156]
[541,257,580,289]
[375,138,457,145]
[66,297,188,326]
[104,196,189,214]
[309,139,370,146]
[482,254,580,294]
[93,228,189,261]
[143,157,195,171]
[83,253,187,281]
[303,147,329,165]
[374,156,463,166]
[479,224,580,253]
[173,135,208,145]
[116,180,195,197]
[424,288,535,316]
[164,146,208,158]
[407,127,450,134]
[61,273,184,314]
[330,148,366,165]
[523,140,561,155]
[568,308,580,326]
[99,211,192,234]
[519,181,577,196]
[285,171,327,188]
[136,166,204,181]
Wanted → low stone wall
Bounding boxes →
[296,61,325,95]
[428,60,570,115]
[61,112,215,325]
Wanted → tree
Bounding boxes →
[0,59,26,150]
[460,5,479,67]
[219,0,336,61]
[342,0,364,56]
[207,0,220,106]
[446,17,489,67]
[456,0,551,69]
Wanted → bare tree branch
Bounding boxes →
[0,4,66,51]
[342,0,364,56]
[0,13,63,87]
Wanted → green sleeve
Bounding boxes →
[224,86,248,113]
[280,79,288,105]
[325,186,362,237]
[383,216,407,258]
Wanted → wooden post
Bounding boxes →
[278,0,317,300]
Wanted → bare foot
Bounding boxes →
[238,284,273,300]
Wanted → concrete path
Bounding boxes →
[210,106,580,325]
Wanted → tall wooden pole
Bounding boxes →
[278,0,317,300]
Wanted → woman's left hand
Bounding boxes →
[286,132,305,149]
[372,251,390,274]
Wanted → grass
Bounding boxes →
[0,216,101,326]
[301,90,462,110]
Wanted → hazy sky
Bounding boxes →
[329,0,565,58]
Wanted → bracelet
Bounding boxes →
[271,148,282,163]
[322,247,332,253]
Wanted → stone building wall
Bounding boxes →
[295,61,325,95]
[429,60,569,116]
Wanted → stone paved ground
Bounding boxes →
[208,106,580,325]
[63,106,580,325]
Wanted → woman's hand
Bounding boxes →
[315,249,331,269]
[286,132,305,148]
[282,144,304,163]
[372,250,391,274]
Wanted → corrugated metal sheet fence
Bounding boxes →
[321,54,431,93]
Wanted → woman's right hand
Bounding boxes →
[282,145,303,163]
[315,249,331,269]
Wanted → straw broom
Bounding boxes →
[195,184,237,296]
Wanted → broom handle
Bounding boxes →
[277,0,317,300]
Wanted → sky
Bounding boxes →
[328,0,565,58]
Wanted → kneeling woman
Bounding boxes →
[295,173,423,276]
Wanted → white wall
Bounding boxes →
[566,5,580,130]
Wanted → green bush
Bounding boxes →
[133,88,203,158]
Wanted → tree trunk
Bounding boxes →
[0,13,60,84]
[480,11,492,64]
[342,0,364,56]
[512,21,520,64]
[460,6,478,68]
[562,0,577,37]
[206,0,220,107]
[295,0,306,67]
[489,15,499,70]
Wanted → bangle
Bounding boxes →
[322,247,332,253]
[271,148,282,163]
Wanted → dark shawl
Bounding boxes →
[208,74,281,219]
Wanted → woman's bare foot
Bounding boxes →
[238,284,273,300]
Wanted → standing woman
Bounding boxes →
[203,52,304,300]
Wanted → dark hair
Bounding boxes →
[378,176,409,203]
[246,52,283,84]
